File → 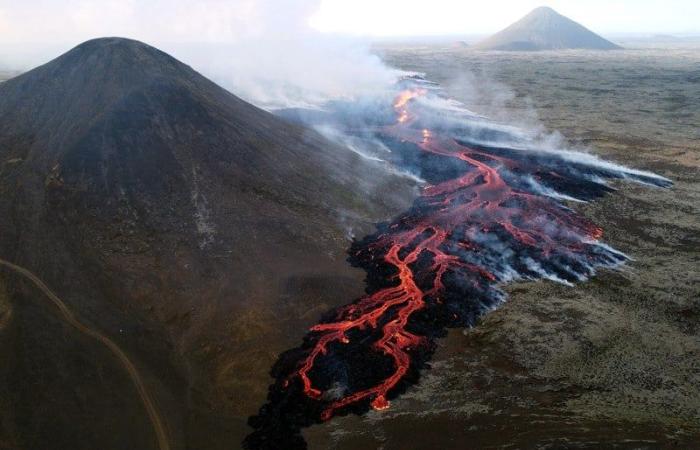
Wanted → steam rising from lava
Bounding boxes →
[245,76,671,449]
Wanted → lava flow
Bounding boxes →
[245,79,671,450]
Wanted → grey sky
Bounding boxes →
[312,0,700,35]
[0,0,697,47]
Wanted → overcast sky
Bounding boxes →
[0,0,698,46]
[311,0,700,36]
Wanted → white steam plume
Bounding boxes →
[0,0,402,109]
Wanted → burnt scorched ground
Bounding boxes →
[246,80,671,449]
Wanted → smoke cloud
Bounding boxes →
[0,0,401,108]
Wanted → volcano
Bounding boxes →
[475,7,621,51]
[0,38,415,449]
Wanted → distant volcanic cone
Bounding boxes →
[475,6,621,51]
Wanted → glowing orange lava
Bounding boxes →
[245,80,671,450]
[394,88,426,124]
[289,88,602,420]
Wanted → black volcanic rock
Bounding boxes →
[0,38,415,449]
[475,7,621,51]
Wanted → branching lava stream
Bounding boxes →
[245,80,671,450]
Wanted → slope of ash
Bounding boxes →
[246,77,671,449]
[0,38,417,449]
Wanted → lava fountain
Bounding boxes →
[244,77,671,450]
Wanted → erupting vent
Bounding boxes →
[245,77,671,449]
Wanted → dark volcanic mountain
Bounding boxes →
[475,6,621,51]
[0,38,415,449]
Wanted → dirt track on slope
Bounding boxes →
[0,259,170,450]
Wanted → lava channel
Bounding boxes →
[244,81,671,450]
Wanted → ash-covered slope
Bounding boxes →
[475,7,621,51]
[0,38,415,449]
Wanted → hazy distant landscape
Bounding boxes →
[0,72,18,83]
[378,42,700,146]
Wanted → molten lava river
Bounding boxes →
[245,77,671,449]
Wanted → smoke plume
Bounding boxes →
[0,0,402,108]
